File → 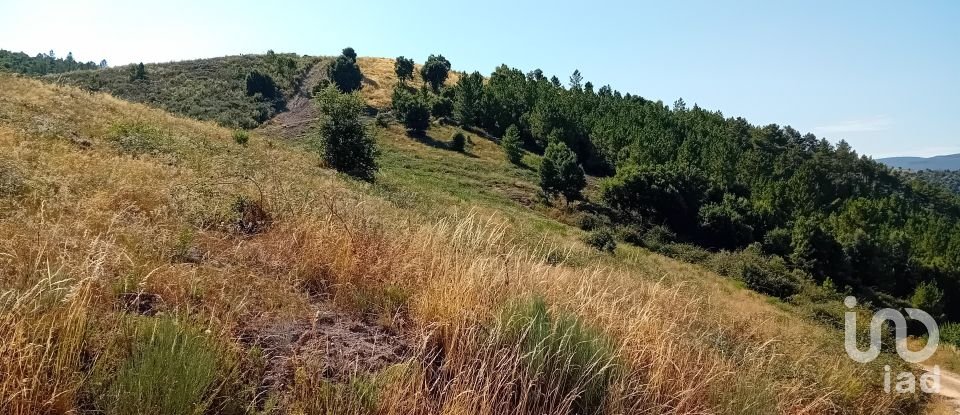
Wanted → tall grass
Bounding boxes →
[496,296,616,415]
[99,317,225,415]
[0,277,92,415]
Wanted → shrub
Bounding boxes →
[375,111,392,127]
[315,86,379,181]
[497,297,616,415]
[940,322,960,348]
[739,256,801,299]
[394,56,414,83]
[391,87,430,134]
[233,196,272,234]
[100,318,224,415]
[245,70,280,101]
[420,54,451,91]
[450,130,466,152]
[232,130,249,146]
[501,124,523,165]
[328,51,363,93]
[709,247,803,299]
[583,228,616,253]
[540,140,586,203]
[761,227,793,257]
[129,62,146,81]
[431,93,453,118]
[911,280,945,318]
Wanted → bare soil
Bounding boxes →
[258,61,327,139]
[239,304,411,391]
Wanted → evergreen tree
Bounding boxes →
[314,86,378,181]
[394,56,414,83]
[540,140,586,203]
[327,49,363,92]
[420,54,451,91]
[341,47,357,62]
[501,124,524,165]
[454,71,484,126]
[129,62,146,81]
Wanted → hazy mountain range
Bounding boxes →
[878,153,960,170]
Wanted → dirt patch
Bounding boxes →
[258,60,328,139]
[240,304,411,391]
[117,292,162,316]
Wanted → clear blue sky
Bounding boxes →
[3,0,958,158]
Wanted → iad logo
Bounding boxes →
[844,296,940,394]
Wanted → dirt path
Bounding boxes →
[258,60,327,139]
[924,364,960,413]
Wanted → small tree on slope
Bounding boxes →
[315,86,378,181]
[540,140,586,203]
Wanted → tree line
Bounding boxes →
[0,49,105,75]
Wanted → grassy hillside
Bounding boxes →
[47,53,322,128]
[0,65,936,415]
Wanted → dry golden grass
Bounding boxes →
[0,72,930,414]
[357,57,461,109]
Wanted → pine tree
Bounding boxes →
[454,71,483,126]
[501,124,523,165]
[328,48,363,93]
[394,56,414,83]
[540,140,585,203]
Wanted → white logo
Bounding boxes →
[844,296,940,394]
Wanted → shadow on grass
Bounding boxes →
[406,130,480,158]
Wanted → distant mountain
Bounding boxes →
[879,153,960,170]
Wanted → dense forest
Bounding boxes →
[912,169,960,195]
[334,55,960,322]
[0,49,104,75]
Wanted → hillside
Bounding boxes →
[0,62,933,415]
[48,52,322,128]
[880,153,960,170]
[912,169,960,194]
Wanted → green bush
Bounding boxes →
[450,130,466,152]
[101,318,225,415]
[245,70,280,101]
[232,130,249,146]
[940,322,960,347]
[315,86,379,181]
[708,248,803,299]
[391,87,430,134]
[497,297,616,415]
[431,94,453,118]
[641,225,677,249]
[583,228,616,253]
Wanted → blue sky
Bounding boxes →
[3,0,957,158]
